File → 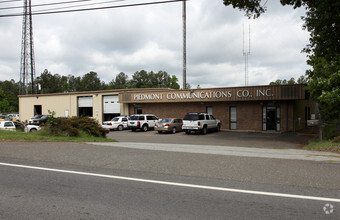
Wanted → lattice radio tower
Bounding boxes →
[20,0,36,95]
[243,23,250,86]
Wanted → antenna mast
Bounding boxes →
[182,0,187,89]
[243,23,251,86]
[20,0,36,95]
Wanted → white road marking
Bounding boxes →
[1,162,340,203]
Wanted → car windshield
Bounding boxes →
[112,118,119,121]
[32,115,42,119]
[160,119,171,123]
[130,116,144,120]
[183,114,204,120]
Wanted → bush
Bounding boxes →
[323,120,338,140]
[332,136,340,143]
[47,116,108,138]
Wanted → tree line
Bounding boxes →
[37,69,180,94]
[269,75,307,85]
[0,70,180,114]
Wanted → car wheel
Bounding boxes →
[172,127,176,134]
[142,124,148,132]
[202,126,207,135]
[30,128,37,132]
[216,124,221,132]
[117,125,123,131]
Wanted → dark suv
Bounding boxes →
[32,115,49,125]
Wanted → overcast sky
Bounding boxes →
[0,0,310,88]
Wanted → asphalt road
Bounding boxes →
[106,130,310,149]
[0,141,339,219]
[0,161,338,220]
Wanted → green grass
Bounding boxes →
[0,130,117,143]
[304,139,340,154]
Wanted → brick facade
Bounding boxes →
[128,100,295,132]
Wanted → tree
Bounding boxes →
[287,77,295,85]
[109,72,130,89]
[80,71,104,91]
[269,79,282,85]
[169,75,180,90]
[0,88,10,113]
[130,70,150,88]
[37,69,68,94]
[68,75,82,92]
[129,70,180,89]
[297,75,307,84]
[154,71,180,89]
[0,80,19,113]
[306,59,340,121]
[222,0,340,134]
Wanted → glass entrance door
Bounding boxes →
[266,107,276,130]
[262,106,280,131]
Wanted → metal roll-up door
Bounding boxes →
[103,95,120,114]
[78,96,93,107]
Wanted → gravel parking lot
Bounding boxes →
[106,130,309,149]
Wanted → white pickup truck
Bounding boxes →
[182,113,221,135]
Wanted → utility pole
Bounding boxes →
[20,0,36,95]
[182,0,186,89]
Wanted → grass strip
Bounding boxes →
[0,130,116,143]
[304,139,340,154]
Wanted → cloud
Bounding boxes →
[0,0,310,89]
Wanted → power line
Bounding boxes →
[33,0,125,13]
[0,0,187,18]
[0,0,124,12]
[0,0,22,4]
[0,0,93,10]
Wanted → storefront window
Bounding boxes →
[262,106,267,131]
[276,107,281,132]
[230,107,237,130]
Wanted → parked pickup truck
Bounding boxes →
[182,113,221,135]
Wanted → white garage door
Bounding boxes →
[78,96,93,107]
[103,95,120,114]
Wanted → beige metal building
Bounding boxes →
[19,84,316,132]
[18,88,171,124]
